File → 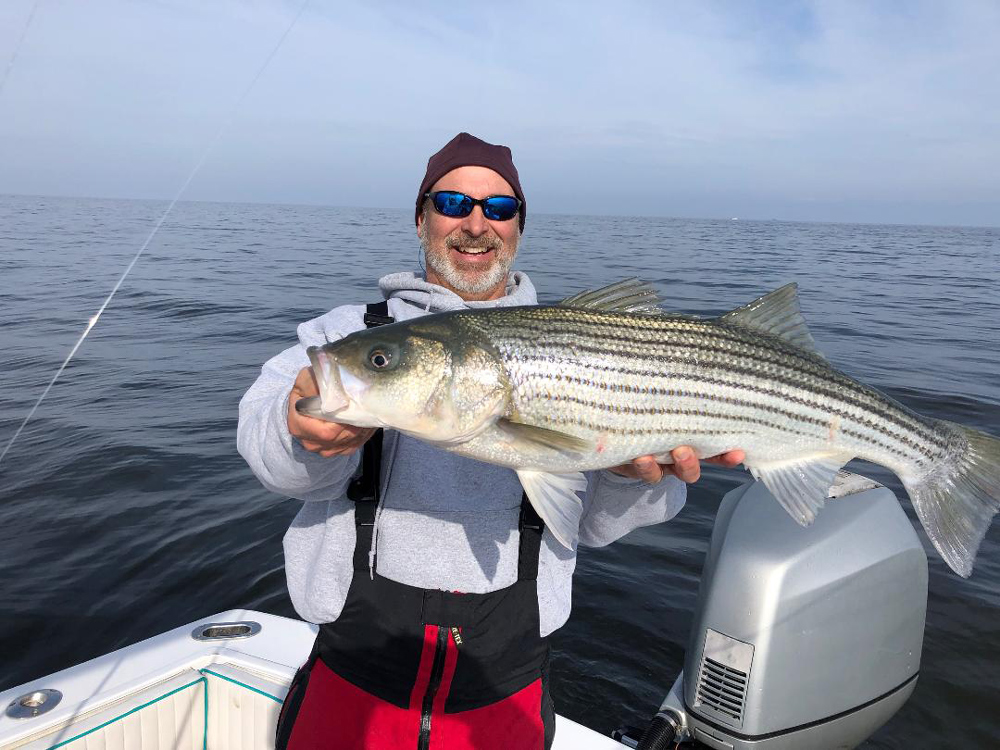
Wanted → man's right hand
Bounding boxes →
[288,367,376,457]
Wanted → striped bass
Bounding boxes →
[297,279,1000,577]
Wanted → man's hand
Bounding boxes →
[609,447,745,484]
[288,367,375,457]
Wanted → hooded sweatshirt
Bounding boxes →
[237,271,686,636]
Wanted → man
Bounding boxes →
[238,132,743,749]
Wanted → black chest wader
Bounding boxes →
[276,302,555,750]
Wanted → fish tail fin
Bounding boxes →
[905,422,1000,577]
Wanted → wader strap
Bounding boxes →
[362,301,394,328]
[346,428,383,504]
[517,493,544,582]
[347,300,392,572]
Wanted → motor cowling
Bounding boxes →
[653,472,927,750]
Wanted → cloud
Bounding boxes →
[0,0,997,225]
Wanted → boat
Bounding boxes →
[0,474,927,749]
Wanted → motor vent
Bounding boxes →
[694,629,754,727]
[697,657,747,722]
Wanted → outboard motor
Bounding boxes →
[618,471,927,750]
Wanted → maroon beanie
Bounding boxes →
[416,132,526,232]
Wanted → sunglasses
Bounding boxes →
[425,191,521,222]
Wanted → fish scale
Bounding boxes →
[301,279,1000,578]
[477,309,945,467]
[490,311,939,437]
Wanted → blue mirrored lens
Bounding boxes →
[482,196,520,221]
[429,192,519,221]
[432,191,473,217]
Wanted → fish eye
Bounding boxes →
[368,348,392,370]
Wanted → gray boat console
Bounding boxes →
[619,472,928,750]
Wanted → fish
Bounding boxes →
[296,279,1000,577]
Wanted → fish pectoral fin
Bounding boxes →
[719,283,825,360]
[498,418,593,456]
[748,452,853,526]
[516,470,588,549]
[557,278,663,315]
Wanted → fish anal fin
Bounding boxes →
[719,283,824,358]
[749,452,853,526]
[516,470,587,549]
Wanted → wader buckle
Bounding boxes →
[363,312,394,327]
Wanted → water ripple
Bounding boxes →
[1,195,998,748]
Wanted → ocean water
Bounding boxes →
[1,194,998,747]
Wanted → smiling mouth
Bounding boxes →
[454,246,492,255]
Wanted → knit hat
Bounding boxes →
[416,132,526,232]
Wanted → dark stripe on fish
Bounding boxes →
[515,366,942,460]
[532,386,918,459]
[511,347,943,454]
[505,328,922,423]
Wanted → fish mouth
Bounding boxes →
[305,345,374,420]
[336,364,369,403]
[295,395,331,421]
[306,346,350,415]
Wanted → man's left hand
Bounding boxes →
[608,447,745,484]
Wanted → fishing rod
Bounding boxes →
[0,0,311,469]
[0,0,40,99]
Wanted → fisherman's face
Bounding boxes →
[417,165,521,301]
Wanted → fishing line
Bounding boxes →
[0,0,311,469]
[0,0,40,99]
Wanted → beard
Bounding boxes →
[419,221,519,296]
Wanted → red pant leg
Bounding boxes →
[285,659,420,750]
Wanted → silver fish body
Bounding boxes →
[299,280,1000,577]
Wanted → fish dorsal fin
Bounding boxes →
[719,283,824,357]
[558,278,662,314]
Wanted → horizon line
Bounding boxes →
[1,190,997,232]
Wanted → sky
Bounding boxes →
[1,0,998,226]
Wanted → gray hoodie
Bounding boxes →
[237,271,686,636]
